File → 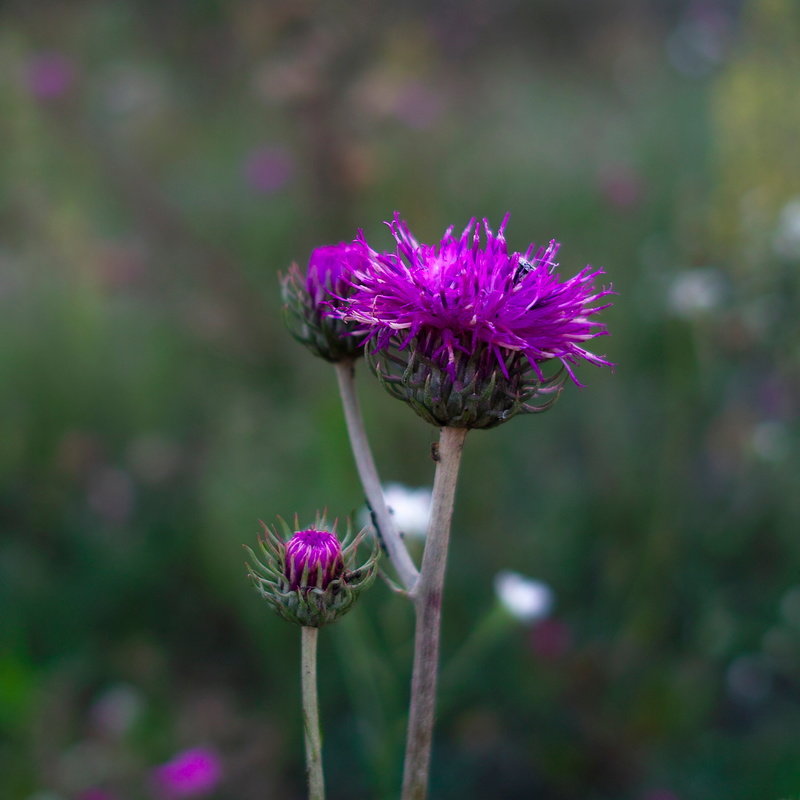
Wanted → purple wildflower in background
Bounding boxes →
[391,80,445,130]
[78,790,121,800]
[285,529,345,591]
[243,145,294,194]
[152,747,222,799]
[641,791,680,800]
[25,52,76,100]
[281,241,371,362]
[330,213,613,427]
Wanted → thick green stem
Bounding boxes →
[334,358,419,591]
[301,626,325,800]
[401,426,468,800]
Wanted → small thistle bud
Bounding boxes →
[245,516,378,628]
[281,242,369,362]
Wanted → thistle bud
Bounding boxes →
[281,242,369,363]
[245,516,378,628]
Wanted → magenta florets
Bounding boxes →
[285,529,344,591]
[339,212,613,386]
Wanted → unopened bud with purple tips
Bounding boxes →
[281,242,369,362]
[246,515,378,627]
[285,529,344,590]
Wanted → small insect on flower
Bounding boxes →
[245,515,379,627]
[330,213,614,428]
[281,241,371,362]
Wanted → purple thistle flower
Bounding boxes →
[347,212,611,384]
[242,145,294,195]
[152,747,222,798]
[24,52,76,101]
[281,241,371,362]
[285,529,345,591]
[330,213,613,428]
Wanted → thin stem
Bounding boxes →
[301,626,325,800]
[334,358,419,591]
[401,426,468,800]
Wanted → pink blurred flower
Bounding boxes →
[598,164,644,210]
[87,466,135,525]
[530,618,573,661]
[641,791,680,800]
[152,746,222,798]
[78,790,121,800]
[392,81,444,130]
[242,146,295,194]
[25,52,76,100]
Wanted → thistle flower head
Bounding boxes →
[245,515,378,627]
[281,241,370,362]
[332,213,613,428]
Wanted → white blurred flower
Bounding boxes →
[359,483,432,539]
[780,585,800,628]
[102,63,166,117]
[665,8,731,78]
[90,683,143,738]
[726,654,772,704]
[494,571,554,623]
[667,268,726,318]
[772,198,800,259]
[750,421,789,463]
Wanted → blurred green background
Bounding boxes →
[1,1,799,798]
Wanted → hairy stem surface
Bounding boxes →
[401,426,468,800]
[301,626,325,800]
[334,358,419,591]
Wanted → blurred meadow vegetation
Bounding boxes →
[1,1,799,798]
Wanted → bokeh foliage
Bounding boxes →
[1,1,799,798]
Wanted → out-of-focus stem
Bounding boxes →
[334,358,419,591]
[401,426,468,800]
[301,626,325,800]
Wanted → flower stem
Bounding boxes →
[401,426,468,800]
[301,626,325,800]
[334,358,419,591]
